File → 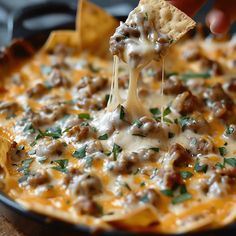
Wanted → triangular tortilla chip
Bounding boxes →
[127,0,196,42]
[0,136,11,176]
[43,30,79,51]
[103,205,159,228]
[77,0,119,57]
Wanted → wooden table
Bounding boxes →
[0,215,24,236]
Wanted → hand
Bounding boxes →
[170,0,236,34]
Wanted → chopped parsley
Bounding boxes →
[194,160,208,173]
[98,133,109,140]
[139,194,149,203]
[43,127,62,139]
[168,132,175,139]
[51,159,68,173]
[224,157,236,167]
[133,119,143,128]
[112,143,122,161]
[144,12,148,21]
[218,146,227,157]
[78,113,91,120]
[149,107,161,116]
[172,192,192,205]
[161,189,173,197]
[119,105,125,120]
[72,145,87,159]
[180,72,211,81]
[23,123,35,134]
[105,94,110,105]
[215,162,224,169]
[149,147,160,152]
[225,126,235,135]
[122,182,132,191]
[180,171,193,179]
[179,116,195,131]
[163,107,171,117]
[17,158,34,183]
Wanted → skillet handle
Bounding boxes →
[10,1,76,39]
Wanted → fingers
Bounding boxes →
[170,0,206,17]
[206,0,236,34]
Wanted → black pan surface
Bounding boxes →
[1,1,236,235]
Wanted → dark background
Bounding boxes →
[0,0,231,47]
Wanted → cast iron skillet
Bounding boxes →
[0,1,236,235]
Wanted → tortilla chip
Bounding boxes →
[43,30,79,51]
[127,0,196,42]
[175,212,214,233]
[103,205,159,228]
[77,0,119,57]
[0,136,11,175]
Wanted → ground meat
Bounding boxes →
[159,169,182,189]
[74,195,102,216]
[118,75,129,89]
[225,78,236,93]
[163,76,187,95]
[125,188,160,208]
[181,112,210,134]
[168,143,190,167]
[77,97,105,110]
[110,22,140,59]
[36,140,65,157]
[107,152,140,174]
[77,76,108,96]
[27,170,50,187]
[0,101,20,114]
[27,83,48,98]
[73,173,102,197]
[203,83,234,119]
[224,124,236,140]
[200,57,223,76]
[218,167,236,179]
[189,136,215,156]
[66,125,90,142]
[86,140,103,154]
[172,91,200,115]
[63,167,82,186]
[47,68,71,88]
[130,116,166,138]
[182,46,201,61]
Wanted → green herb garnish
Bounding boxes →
[194,161,208,173]
[98,133,109,140]
[72,145,87,159]
[224,157,236,167]
[161,189,173,197]
[149,147,160,152]
[119,105,125,120]
[218,146,227,157]
[180,171,193,179]
[112,143,122,161]
[172,193,192,204]
[51,159,68,173]
[78,113,91,120]
[181,72,211,81]
[149,107,161,116]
